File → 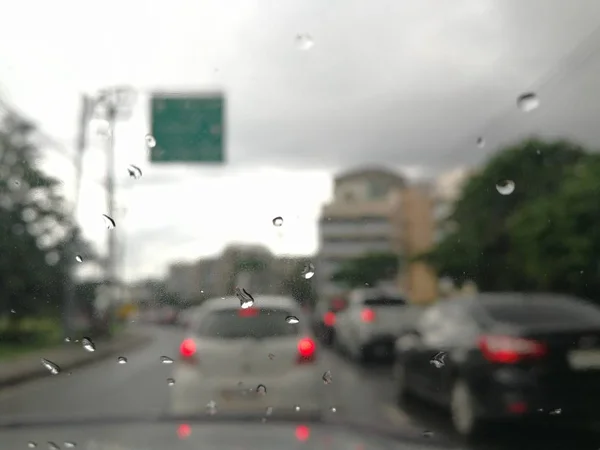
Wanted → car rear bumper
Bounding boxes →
[361,335,396,358]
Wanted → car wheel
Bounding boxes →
[393,359,409,404]
[450,378,484,438]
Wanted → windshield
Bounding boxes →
[197,309,300,339]
[3,1,600,450]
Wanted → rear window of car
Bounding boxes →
[364,297,407,307]
[197,309,300,339]
[482,299,600,326]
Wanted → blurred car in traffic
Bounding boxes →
[170,295,325,415]
[311,296,348,346]
[393,293,600,437]
[333,288,408,362]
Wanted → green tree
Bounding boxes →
[0,111,95,322]
[425,138,586,290]
[331,252,399,289]
[507,154,600,300]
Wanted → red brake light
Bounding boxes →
[361,308,375,322]
[180,338,197,358]
[239,307,259,317]
[323,311,336,327]
[478,335,546,364]
[297,337,316,363]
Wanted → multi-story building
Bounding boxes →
[316,168,406,300]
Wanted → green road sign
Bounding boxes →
[150,92,225,163]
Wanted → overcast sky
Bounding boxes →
[2,0,600,281]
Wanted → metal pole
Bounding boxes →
[105,103,118,335]
[62,94,90,338]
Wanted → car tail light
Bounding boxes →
[323,311,336,327]
[297,337,316,363]
[361,308,376,322]
[239,307,259,317]
[180,338,197,361]
[478,335,547,364]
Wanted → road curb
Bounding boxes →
[0,331,154,390]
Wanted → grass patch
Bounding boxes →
[0,316,62,361]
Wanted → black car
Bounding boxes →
[393,293,600,437]
[312,297,348,346]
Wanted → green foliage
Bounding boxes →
[331,252,399,288]
[0,111,95,320]
[426,137,588,293]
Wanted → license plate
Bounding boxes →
[568,350,600,369]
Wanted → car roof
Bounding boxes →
[201,295,299,312]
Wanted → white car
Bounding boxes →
[169,295,326,416]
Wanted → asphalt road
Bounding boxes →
[0,325,599,449]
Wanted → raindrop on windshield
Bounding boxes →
[206,400,218,416]
[265,406,273,416]
[272,216,284,227]
[294,405,301,412]
[295,34,314,51]
[75,255,83,263]
[549,408,562,415]
[476,137,485,148]
[64,442,77,448]
[422,430,434,438]
[64,337,71,343]
[430,351,446,369]
[235,287,254,309]
[41,358,60,375]
[256,384,267,395]
[47,442,60,450]
[517,92,540,112]
[10,309,15,314]
[322,370,332,384]
[495,180,515,196]
[117,356,127,364]
[127,164,142,179]
[81,337,95,352]
[102,214,116,229]
[285,316,299,324]
[145,134,156,148]
[330,406,337,413]
[302,263,315,279]
[268,353,275,360]
[160,356,174,364]
[27,442,37,448]
[167,378,176,386]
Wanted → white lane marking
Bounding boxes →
[381,402,413,427]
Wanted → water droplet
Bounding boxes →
[422,430,434,438]
[256,384,267,395]
[41,358,60,375]
[272,216,283,227]
[10,309,15,314]
[302,263,315,279]
[268,353,275,360]
[295,34,314,51]
[549,408,562,415]
[206,400,218,415]
[294,405,301,412]
[27,442,37,448]
[160,356,174,364]
[64,442,76,448]
[330,406,337,413]
[145,134,156,148]
[476,137,485,148]
[127,164,142,180]
[322,370,332,384]
[117,356,127,364]
[75,255,83,263]
[47,442,60,450]
[102,214,116,230]
[285,316,299,324]
[81,337,96,352]
[235,287,254,309]
[265,406,273,416]
[517,92,540,112]
[495,180,515,196]
[430,351,446,369]
[64,337,71,343]
[167,378,176,386]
